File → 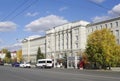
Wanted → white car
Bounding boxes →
[36,59,53,68]
[20,62,31,68]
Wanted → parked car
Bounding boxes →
[20,62,31,68]
[0,61,4,65]
[36,59,53,68]
[12,62,20,67]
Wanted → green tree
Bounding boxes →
[1,48,8,53]
[5,51,11,63]
[36,47,44,60]
[85,28,120,69]
[6,51,11,58]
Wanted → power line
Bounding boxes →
[1,0,39,21]
[9,0,39,21]
[87,0,120,16]
[0,0,29,21]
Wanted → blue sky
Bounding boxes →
[0,0,120,51]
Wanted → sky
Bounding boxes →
[0,0,120,51]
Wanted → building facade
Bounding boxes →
[87,17,120,44]
[22,17,120,68]
[46,21,89,68]
[22,36,46,63]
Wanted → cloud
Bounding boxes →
[108,3,120,16]
[92,16,110,22]
[59,7,68,11]
[26,12,39,17]
[0,43,22,51]
[25,15,68,32]
[90,0,105,3]
[0,21,17,32]
[92,3,120,22]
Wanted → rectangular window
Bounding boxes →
[76,35,78,40]
[92,28,93,32]
[100,25,102,29]
[110,23,112,28]
[96,26,97,30]
[116,22,118,27]
[105,24,107,28]
[76,43,78,48]
[116,30,119,36]
[111,31,113,34]
[74,28,79,34]
[117,39,119,44]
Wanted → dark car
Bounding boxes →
[12,62,20,67]
[0,61,4,65]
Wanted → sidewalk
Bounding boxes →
[111,67,120,72]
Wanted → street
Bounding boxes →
[0,66,120,81]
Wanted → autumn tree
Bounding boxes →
[17,49,23,62]
[36,47,44,60]
[85,28,120,69]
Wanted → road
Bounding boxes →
[0,66,120,81]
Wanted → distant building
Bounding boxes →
[11,51,17,59]
[0,51,17,60]
[22,36,46,63]
[0,51,5,60]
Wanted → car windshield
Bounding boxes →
[47,61,52,63]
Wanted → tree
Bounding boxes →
[6,51,11,58]
[1,48,8,53]
[85,28,120,69]
[36,47,44,60]
[17,49,23,62]
[5,51,11,63]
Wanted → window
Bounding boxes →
[116,22,118,27]
[39,61,45,63]
[76,43,78,48]
[96,26,97,30]
[92,28,93,32]
[111,31,113,34]
[100,25,102,29]
[110,23,112,28]
[105,24,107,28]
[76,35,78,40]
[74,28,79,34]
[116,30,119,37]
[117,39,119,44]
[47,61,52,63]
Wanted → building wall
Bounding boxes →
[22,17,120,68]
[22,37,46,63]
[87,17,120,44]
[46,21,89,60]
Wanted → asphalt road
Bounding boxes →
[0,66,120,81]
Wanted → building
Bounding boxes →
[11,51,17,59]
[22,17,120,68]
[22,36,46,63]
[46,20,89,68]
[87,17,120,44]
[0,51,17,61]
[0,51,5,60]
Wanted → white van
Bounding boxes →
[36,59,53,68]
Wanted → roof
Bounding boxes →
[87,16,120,27]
